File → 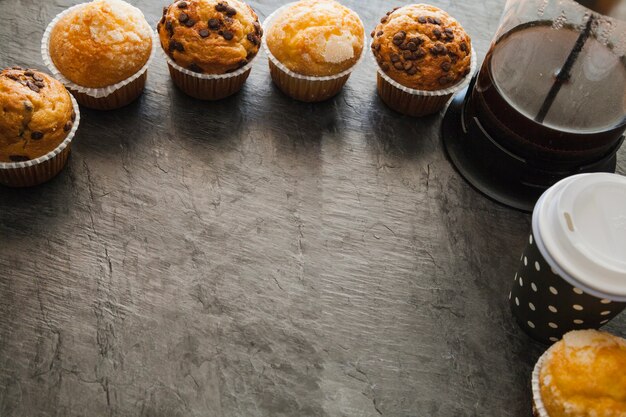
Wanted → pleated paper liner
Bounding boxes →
[374,47,477,117]
[262,2,367,103]
[162,48,256,100]
[41,3,156,110]
[531,345,554,417]
[0,95,80,187]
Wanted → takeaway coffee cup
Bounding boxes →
[510,173,626,344]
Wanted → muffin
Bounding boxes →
[371,5,473,116]
[533,330,626,417]
[263,0,365,102]
[157,0,262,100]
[0,67,79,187]
[44,0,153,109]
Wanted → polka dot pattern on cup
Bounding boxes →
[509,233,626,344]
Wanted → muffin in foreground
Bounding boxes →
[371,4,473,116]
[0,67,79,187]
[533,330,626,417]
[45,0,153,109]
[263,0,365,102]
[157,0,262,100]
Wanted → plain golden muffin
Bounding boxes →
[0,67,75,163]
[49,0,152,88]
[266,0,364,77]
[157,0,262,74]
[539,330,626,417]
[371,4,471,91]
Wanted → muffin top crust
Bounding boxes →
[539,330,626,417]
[0,67,75,163]
[371,4,471,91]
[266,0,364,77]
[157,0,262,75]
[49,0,153,88]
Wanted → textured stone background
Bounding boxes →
[1,0,625,416]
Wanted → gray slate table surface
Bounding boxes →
[1,0,625,416]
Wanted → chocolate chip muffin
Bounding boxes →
[265,0,364,77]
[371,4,471,91]
[48,0,153,88]
[157,0,262,74]
[0,67,75,163]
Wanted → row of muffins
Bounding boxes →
[1,0,474,187]
[43,0,473,109]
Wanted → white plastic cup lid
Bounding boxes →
[533,173,626,302]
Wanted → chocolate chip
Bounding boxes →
[399,43,409,50]
[390,54,400,63]
[71,111,76,121]
[433,28,441,38]
[215,2,227,12]
[10,66,22,70]
[403,61,413,71]
[448,52,459,63]
[225,6,237,16]
[34,81,45,88]
[188,63,203,73]
[31,131,43,140]
[178,13,189,23]
[222,30,233,40]
[407,66,418,75]
[7,74,18,81]
[393,37,403,46]
[444,28,454,35]
[199,28,209,38]
[380,62,390,72]
[415,48,426,58]
[185,19,196,27]
[372,43,381,52]
[208,18,220,30]
[403,51,413,60]
[169,40,184,52]
[439,75,452,85]
[9,155,29,162]
[24,70,34,76]
[23,101,33,111]
[247,33,259,45]
[460,42,468,52]
[26,81,39,92]
[408,37,423,45]
[64,121,72,132]
[430,43,446,55]
[393,31,406,42]
[407,42,417,51]
[371,30,375,38]
[427,17,435,24]
[393,61,404,70]
[163,6,168,15]
[418,16,427,23]
[380,16,388,23]
[433,17,442,25]
[166,21,174,36]
[177,1,188,8]
[441,61,451,72]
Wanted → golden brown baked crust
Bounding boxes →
[0,67,75,163]
[266,0,364,77]
[157,0,262,75]
[539,330,626,417]
[49,0,153,88]
[371,4,471,91]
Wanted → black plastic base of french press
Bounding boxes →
[442,80,621,213]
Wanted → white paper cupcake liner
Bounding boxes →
[160,36,258,80]
[0,94,80,187]
[261,2,367,83]
[531,345,555,417]
[371,42,478,97]
[41,2,157,99]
